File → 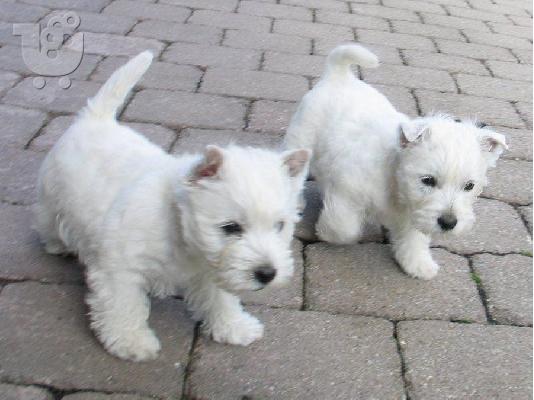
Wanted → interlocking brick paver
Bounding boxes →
[497,127,533,161]
[0,204,84,283]
[464,30,532,52]
[314,40,404,65]
[281,0,349,11]
[200,68,309,101]
[511,48,533,64]
[447,5,511,23]
[223,30,311,55]
[104,0,190,22]
[171,128,281,154]
[382,0,446,14]
[472,254,532,326]
[316,10,389,31]
[0,147,45,205]
[76,32,165,57]
[44,10,137,35]
[274,19,354,40]
[0,2,49,23]
[362,64,456,92]
[247,100,297,133]
[13,0,111,13]
[189,9,271,32]
[63,394,152,400]
[351,4,419,21]
[391,20,465,41]
[456,73,532,102]
[130,20,222,45]
[508,14,532,26]
[238,1,312,21]
[415,89,525,128]
[159,0,238,12]
[0,104,46,149]
[483,159,532,204]
[515,101,533,129]
[470,0,531,17]
[0,384,53,400]
[374,84,419,116]
[0,71,19,97]
[485,60,533,82]
[187,308,404,400]
[519,205,532,234]
[436,39,517,61]
[263,51,325,77]
[433,198,532,254]
[421,13,491,31]
[402,49,489,75]
[398,321,532,400]
[92,57,202,92]
[124,89,247,129]
[488,22,532,39]
[163,42,261,70]
[357,29,436,51]
[306,244,486,322]
[0,282,195,398]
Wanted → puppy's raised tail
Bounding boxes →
[324,44,379,80]
[82,51,153,120]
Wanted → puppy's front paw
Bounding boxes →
[209,312,264,346]
[104,328,161,362]
[401,259,439,280]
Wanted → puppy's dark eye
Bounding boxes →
[221,222,243,235]
[276,221,285,232]
[421,176,436,187]
[464,181,475,191]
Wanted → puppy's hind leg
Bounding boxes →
[86,268,161,361]
[33,203,68,255]
[316,190,363,245]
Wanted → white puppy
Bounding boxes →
[285,44,506,280]
[35,52,310,361]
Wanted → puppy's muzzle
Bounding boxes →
[254,265,276,285]
[437,214,457,231]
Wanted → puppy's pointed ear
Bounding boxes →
[282,149,311,178]
[399,121,428,148]
[189,145,224,183]
[477,128,507,168]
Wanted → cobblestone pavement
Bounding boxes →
[0,0,532,399]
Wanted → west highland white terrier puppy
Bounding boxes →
[35,52,310,361]
[285,44,507,280]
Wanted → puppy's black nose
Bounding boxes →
[438,214,457,231]
[254,265,276,284]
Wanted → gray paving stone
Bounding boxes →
[485,60,533,82]
[519,204,532,233]
[415,89,525,128]
[0,70,19,97]
[91,57,202,92]
[362,64,456,92]
[472,254,532,326]
[171,128,281,154]
[189,9,271,32]
[281,0,349,11]
[241,240,303,309]
[273,19,354,40]
[163,42,261,70]
[316,10,389,31]
[126,122,177,151]
[463,30,532,51]
[248,100,297,134]
[12,0,111,12]
[0,384,53,400]
[3,78,100,113]
[456,73,532,102]
[103,0,190,22]
[223,30,311,55]
[447,5,511,22]
[0,282,194,399]
[44,9,137,35]
[130,20,222,45]
[200,68,309,101]
[512,48,533,64]
[351,3,419,21]
[374,84,418,117]
[306,244,486,322]
[421,13,491,32]
[77,32,164,57]
[124,89,246,129]
[470,0,531,16]
[187,308,404,400]
[489,21,532,39]
[398,321,532,400]
[392,20,465,41]
[496,127,533,161]
[357,29,436,51]
[436,39,517,61]
[0,104,47,149]
[0,2,49,23]
[515,101,532,129]
[0,147,45,205]
[238,1,312,21]
[383,0,446,13]
[433,198,532,254]
[402,50,489,75]
[263,51,325,77]
[63,394,152,400]
[483,159,532,204]
[0,204,84,283]
[315,40,404,65]
[508,14,532,26]
[159,0,238,11]
[0,21,22,47]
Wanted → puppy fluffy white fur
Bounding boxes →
[35,52,310,361]
[285,44,507,280]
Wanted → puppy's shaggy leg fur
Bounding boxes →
[185,277,263,346]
